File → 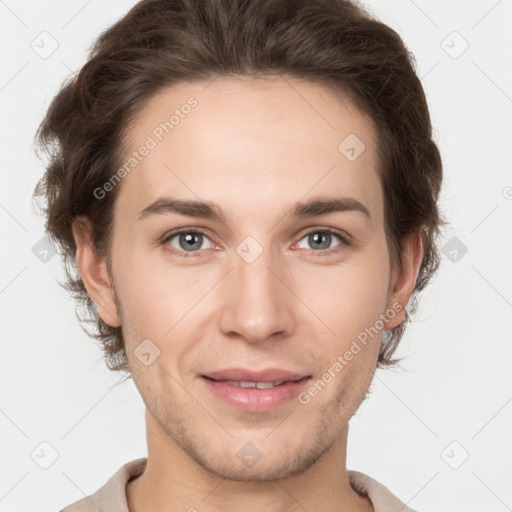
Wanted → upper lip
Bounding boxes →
[201,368,310,383]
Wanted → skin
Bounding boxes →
[73,76,423,512]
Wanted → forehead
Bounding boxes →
[115,76,382,227]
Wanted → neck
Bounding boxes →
[127,410,373,512]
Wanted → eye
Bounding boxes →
[295,228,350,254]
[162,229,215,257]
[161,227,350,259]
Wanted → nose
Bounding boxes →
[218,241,295,345]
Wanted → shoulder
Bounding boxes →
[348,470,419,512]
[59,458,147,512]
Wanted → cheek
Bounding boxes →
[295,248,390,359]
[111,249,172,336]
[114,250,215,341]
[305,259,388,324]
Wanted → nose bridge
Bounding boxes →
[219,235,293,343]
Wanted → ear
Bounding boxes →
[383,228,424,330]
[72,216,121,328]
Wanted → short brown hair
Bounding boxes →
[32,0,447,374]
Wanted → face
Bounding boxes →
[83,76,409,481]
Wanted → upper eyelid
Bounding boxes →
[162,226,217,244]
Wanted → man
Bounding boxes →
[33,0,445,510]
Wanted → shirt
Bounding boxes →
[59,457,418,512]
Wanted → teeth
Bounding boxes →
[256,382,277,389]
[223,380,285,389]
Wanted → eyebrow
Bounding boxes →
[137,195,372,224]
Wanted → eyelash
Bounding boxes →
[160,227,351,259]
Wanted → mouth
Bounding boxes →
[201,375,309,389]
[199,368,312,412]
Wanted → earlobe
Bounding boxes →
[72,216,121,328]
[384,229,424,330]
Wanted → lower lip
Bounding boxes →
[201,376,311,412]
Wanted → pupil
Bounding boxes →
[311,232,330,250]
[180,233,202,251]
